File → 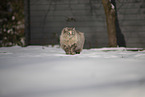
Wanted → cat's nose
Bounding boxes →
[69,31,72,35]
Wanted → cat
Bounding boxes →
[60,27,85,55]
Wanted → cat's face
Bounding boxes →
[63,27,76,36]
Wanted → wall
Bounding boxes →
[25,0,145,48]
[116,0,145,48]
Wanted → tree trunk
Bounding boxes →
[102,0,117,47]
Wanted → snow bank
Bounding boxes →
[0,46,145,97]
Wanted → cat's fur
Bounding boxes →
[60,27,85,55]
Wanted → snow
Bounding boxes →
[0,45,145,97]
[111,3,115,9]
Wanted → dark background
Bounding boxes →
[25,0,145,48]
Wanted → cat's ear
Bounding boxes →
[73,27,75,31]
[64,27,68,31]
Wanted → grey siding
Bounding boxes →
[116,0,145,48]
[28,0,107,48]
[25,0,145,48]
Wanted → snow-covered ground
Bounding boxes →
[0,45,145,97]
